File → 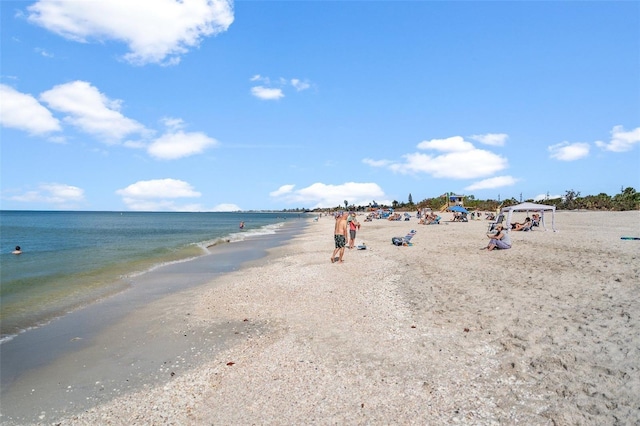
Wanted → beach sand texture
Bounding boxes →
[29,211,640,424]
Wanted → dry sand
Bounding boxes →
[46,211,640,424]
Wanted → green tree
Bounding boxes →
[613,187,639,210]
[563,189,581,210]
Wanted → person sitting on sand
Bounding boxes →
[512,217,532,231]
[12,245,22,255]
[531,214,541,227]
[482,225,511,251]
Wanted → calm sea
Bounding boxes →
[0,210,305,341]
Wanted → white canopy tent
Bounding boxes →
[500,202,557,232]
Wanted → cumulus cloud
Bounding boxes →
[548,141,590,161]
[27,0,234,65]
[250,86,284,100]
[40,80,147,142]
[270,182,388,209]
[147,130,218,160]
[269,184,295,197]
[0,84,61,135]
[465,176,518,191]
[469,133,508,147]
[212,203,241,212]
[368,136,508,179]
[116,178,202,211]
[9,183,84,206]
[595,125,640,152]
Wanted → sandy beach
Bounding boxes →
[5,210,639,425]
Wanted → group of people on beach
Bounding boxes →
[327,210,540,256]
[331,212,360,263]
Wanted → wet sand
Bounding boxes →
[2,211,639,425]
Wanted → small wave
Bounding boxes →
[201,221,284,248]
[123,254,204,279]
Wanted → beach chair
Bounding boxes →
[488,214,504,232]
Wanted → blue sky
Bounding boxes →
[1,0,639,211]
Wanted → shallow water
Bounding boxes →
[0,210,304,340]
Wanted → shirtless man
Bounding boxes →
[331,212,348,263]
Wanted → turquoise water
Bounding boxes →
[0,211,303,340]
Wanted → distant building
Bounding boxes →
[448,194,465,206]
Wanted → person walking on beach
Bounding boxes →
[331,212,348,263]
[482,224,511,251]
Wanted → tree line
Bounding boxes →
[297,187,639,212]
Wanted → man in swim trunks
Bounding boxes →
[331,212,348,263]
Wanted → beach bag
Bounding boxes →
[392,237,404,246]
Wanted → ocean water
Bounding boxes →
[0,210,304,341]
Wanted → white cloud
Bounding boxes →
[40,80,147,143]
[469,133,508,147]
[269,184,295,197]
[534,193,562,201]
[116,178,202,211]
[270,182,388,209]
[147,130,218,160]
[250,75,312,100]
[116,178,201,199]
[212,203,241,212]
[595,125,640,152]
[161,117,186,132]
[34,47,54,58]
[0,84,62,135]
[548,141,590,161]
[291,79,310,91]
[465,176,518,191]
[392,150,507,178]
[27,0,234,66]
[9,183,84,206]
[369,136,508,179]
[251,86,284,100]
[416,136,475,152]
[362,158,392,168]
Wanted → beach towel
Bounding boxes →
[392,230,417,246]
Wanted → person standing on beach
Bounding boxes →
[347,212,360,249]
[331,212,348,263]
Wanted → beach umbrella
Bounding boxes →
[447,205,469,214]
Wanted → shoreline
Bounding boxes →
[2,211,639,424]
[0,219,307,424]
